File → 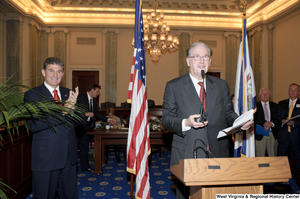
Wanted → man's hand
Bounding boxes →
[282,118,294,126]
[185,114,208,129]
[64,87,79,113]
[264,121,273,130]
[241,121,252,130]
[85,112,94,117]
[287,120,295,126]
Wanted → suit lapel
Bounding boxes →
[283,99,290,118]
[39,84,53,98]
[292,98,300,116]
[183,74,201,109]
[83,93,89,106]
[205,76,216,114]
[59,87,69,101]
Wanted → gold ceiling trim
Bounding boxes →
[247,0,299,27]
[51,7,241,17]
[4,0,300,29]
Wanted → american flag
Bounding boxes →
[233,17,256,157]
[126,0,150,198]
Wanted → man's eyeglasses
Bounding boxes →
[189,54,210,61]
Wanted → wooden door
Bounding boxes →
[72,71,100,102]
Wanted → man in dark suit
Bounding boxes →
[254,88,278,156]
[76,84,116,172]
[24,57,80,199]
[274,83,300,186]
[161,42,251,199]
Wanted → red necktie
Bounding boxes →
[198,82,206,113]
[53,89,60,102]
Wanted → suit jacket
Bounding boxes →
[162,74,238,165]
[274,98,300,145]
[24,83,78,171]
[254,101,278,141]
[76,93,108,132]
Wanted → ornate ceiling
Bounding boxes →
[1,0,300,30]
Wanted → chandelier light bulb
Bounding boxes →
[151,11,155,18]
[166,26,170,32]
[173,37,178,43]
[160,13,164,20]
[151,34,157,41]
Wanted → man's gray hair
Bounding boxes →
[186,42,212,57]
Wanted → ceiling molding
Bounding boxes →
[1,0,299,31]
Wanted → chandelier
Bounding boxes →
[132,1,179,64]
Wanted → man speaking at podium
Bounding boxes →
[162,42,250,199]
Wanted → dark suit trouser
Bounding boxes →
[278,133,300,185]
[176,179,189,199]
[78,132,91,171]
[32,151,78,199]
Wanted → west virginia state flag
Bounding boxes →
[233,17,257,158]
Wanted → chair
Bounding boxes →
[101,101,116,110]
[147,99,155,108]
[121,101,131,109]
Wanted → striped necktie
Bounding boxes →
[264,103,270,122]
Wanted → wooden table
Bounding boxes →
[87,128,167,174]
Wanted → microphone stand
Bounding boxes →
[193,139,208,158]
[193,138,216,159]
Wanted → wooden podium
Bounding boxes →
[170,157,291,199]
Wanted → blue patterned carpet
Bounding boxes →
[76,150,176,199]
[26,149,300,198]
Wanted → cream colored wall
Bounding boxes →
[273,10,300,103]
[116,29,133,106]
[53,29,227,107]
[116,29,179,106]
[65,28,179,107]
[191,32,226,79]
[66,28,104,104]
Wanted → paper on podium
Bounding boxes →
[217,109,254,138]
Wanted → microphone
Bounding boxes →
[195,70,207,123]
[201,69,205,79]
[193,138,216,158]
[193,139,208,158]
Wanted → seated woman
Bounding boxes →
[106,107,121,128]
[105,107,122,162]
